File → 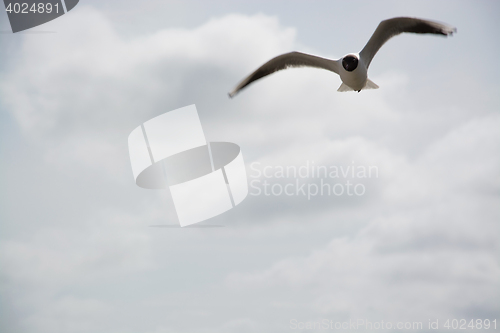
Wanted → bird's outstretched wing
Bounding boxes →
[359,17,456,69]
[228,51,340,98]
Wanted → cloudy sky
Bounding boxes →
[0,1,498,332]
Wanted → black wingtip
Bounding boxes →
[443,26,457,37]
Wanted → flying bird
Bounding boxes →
[228,17,456,97]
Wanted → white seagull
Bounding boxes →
[228,17,456,97]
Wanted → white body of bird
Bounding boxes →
[338,53,367,92]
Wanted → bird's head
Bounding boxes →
[342,54,359,72]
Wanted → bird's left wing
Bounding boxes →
[359,17,456,69]
[229,51,339,98]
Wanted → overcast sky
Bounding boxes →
[0,1,499,332]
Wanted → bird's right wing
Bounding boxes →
[228,51,339,98]
[359,17,456,69]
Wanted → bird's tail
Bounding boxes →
[337,83,354,92]
[363,78,379,90]
[337,79,379,92]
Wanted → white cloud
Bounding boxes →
[0,7,296,183]
[225,114,500,326]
